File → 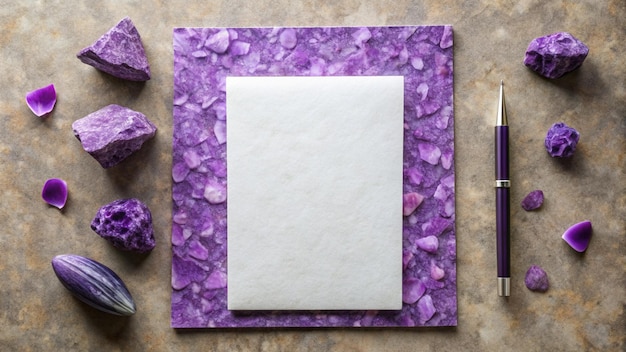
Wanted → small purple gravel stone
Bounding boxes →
[524,32,589,79]
[521,190,544,211]
[77,17,151,81]
[524,265,549,292]
[72,104,156,168]
[91,198,155,253]
[545,122,579,158]
[41,178,68,209]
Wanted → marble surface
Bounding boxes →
[1,1,624,351]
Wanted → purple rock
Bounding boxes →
[91,198,155,253]
[524,265,549,292]
[72,104,156,168]
[545,122,579,158]
[521,190,544,211]
[524,32,589,79]
[77,17,151,81]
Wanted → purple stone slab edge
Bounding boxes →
[171,26,456,328]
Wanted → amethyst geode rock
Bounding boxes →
[77,17,151,81]
[72,104,156,168]
[91,198,155,253]
[524,32,589,79]
[545,122,579,158]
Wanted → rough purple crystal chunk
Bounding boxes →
[524,32,589,79]
[77,17,151,81]
[545,122,579,158]
[524,265,549,292]
[562,220,592,252]
[91,198,155,253]
[521,190,544,211]
[72,104,156,168]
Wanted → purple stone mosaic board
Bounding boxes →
[171,26,456,328]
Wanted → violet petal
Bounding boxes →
[42,178,68,209]
[545,122,580,158]
[521,190,544,211]
[26,84,56,117]
[524,265,549,292]
[562,220,592,252]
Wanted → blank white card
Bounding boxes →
[226,76,404,310]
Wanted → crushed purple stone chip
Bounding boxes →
[562,220,592,252]
[77,17,151,81]
[417,295,436,323]
[524,32,589,79]
[41,178,68,209]
[72,104,156,168]
[171,26,456,328]
[545,122,580,158]
[402,277,426,304]
[524,265,549,292]
[91,198,155,253]
[25,84,56,117]
[521,190,544,211]
[403,192,424,216]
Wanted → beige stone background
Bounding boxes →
[1,1,624,351]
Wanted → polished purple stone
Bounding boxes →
[524,265,549,292]
[524,32,589,79]
[562,220,593,252]
[77,17,151,81]
[72,104,156,168]
[91,198,155,253]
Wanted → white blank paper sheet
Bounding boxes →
[226,76,404,310]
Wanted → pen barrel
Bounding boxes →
[495,125,510,278]
[495,126,509,180]
[496,187,511,277]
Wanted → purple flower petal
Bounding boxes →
[521,190,544,211]
[42,178,68,209]
[524,265,549,292]
[562,220,592,252]
[26,84,56,117]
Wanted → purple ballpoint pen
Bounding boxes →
[495,80,511,297]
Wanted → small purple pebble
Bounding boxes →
[562,220,592,252]
[42,178,68,209]
[26,84,56,117]
[402,277,426,304]
[524,265,549,292]
[545,122,580,158]
[524,32,589,79]
[91,198,156,253]
[521,190,544,211]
